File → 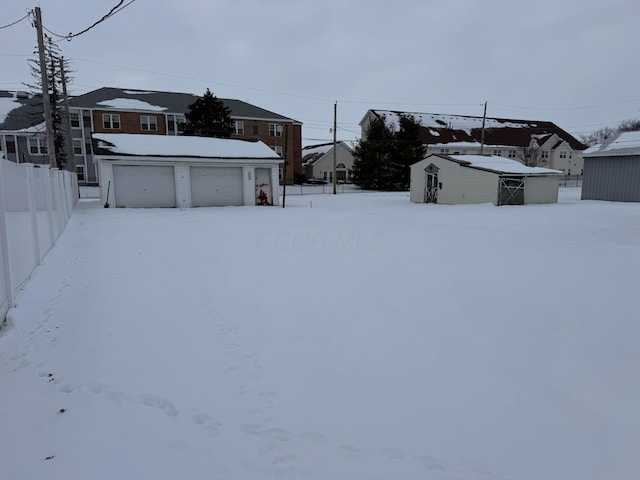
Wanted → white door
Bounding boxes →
[255,168,273,205]
[190,166,243,207]
[113,165,176,208]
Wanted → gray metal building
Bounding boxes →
[582,132,640,202]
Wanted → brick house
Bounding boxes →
[68,87,302,185]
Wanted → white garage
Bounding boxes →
[190,166,243,207]
[93,133,282,208]
[113,165,177,208]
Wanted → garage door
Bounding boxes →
[190,167,243,207]
[113,165,176,208]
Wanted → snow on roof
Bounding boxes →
[584,131,640,157]
[93,133,282,159]
[449,154,563,175]
[96,98,167,111]
[0,92,22,122]
[375,110,538,134]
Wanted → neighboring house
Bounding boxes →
[581,131,640,202]
[302,141,355,183]
[93,133,282,208]
[361,110,586,174]
[69,87,302,185]
[0,90,49,166]
[410,154,562,206]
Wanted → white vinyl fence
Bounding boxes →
[0,158,78,324]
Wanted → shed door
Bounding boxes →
[499,177,525,205]
[113,165,176,208]
[190,166,243,207]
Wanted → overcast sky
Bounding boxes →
[2,0,639,145]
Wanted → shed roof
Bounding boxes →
[583,131,640,157]
[92,133,282,160]
[420,154,562,175]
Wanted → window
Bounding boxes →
[253,125,259,135]
[69,112,80,128]
[269,124,283,137]
[29,137,47,154]
[140,115,157,131]
[76,165,85,181]
[271,146,283,156]
[541,150,549,159]
[279,168,283,181]
[440,148,449,154]
[559,151,567,159]
[234,121,245,135]
[508,150,517,158]
[72,139,82,155]
[103,113,120,129]
[493,149,501,156]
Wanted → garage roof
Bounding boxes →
[583,131,640,157]
[93,133,282,159]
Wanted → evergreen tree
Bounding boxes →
[182,88,234,138]
[352,114,426,190]
[27,35,73,169]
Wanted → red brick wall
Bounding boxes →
[92,110,167,135]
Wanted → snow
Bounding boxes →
[93,133,281,159]
[2,188,640,480]
[0,92,21,122]
[450,154,563,174]
[376,110,537,134]
[96,98,168,112]
[584,131,640,157]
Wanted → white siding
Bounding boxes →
[411,156,498,205]
[524,176,559,204]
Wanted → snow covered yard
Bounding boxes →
[1,187,639,480]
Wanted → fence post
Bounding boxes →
[24,164,41,266]
[0,158,15,311]
[44,167,55,246]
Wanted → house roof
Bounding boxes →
[301,141,353,166]
[583,131,640,157]
[364,110,586,151]
[0,90,46,132]
[92,133,282,160]
[422,154,562,175]
[70,87,300,123]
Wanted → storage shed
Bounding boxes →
[410,154,562,205]
[93,134,282,208]
[581,131,640,202]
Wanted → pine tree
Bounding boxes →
[352,114,426,190]
[27,35,73,169]
[182,88,234,138]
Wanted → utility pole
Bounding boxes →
[282,124,288,208]
[34,7,57,169]
[332,101,337,195]
[60,57,76,174]
[480,101,487,155]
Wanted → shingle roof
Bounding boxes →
[366,110,586,151]
[69,87,299,122]
[0,90,45,131]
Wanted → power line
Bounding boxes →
[490,98,640,111]
[39,0,136,41]
[0,12,30,30]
